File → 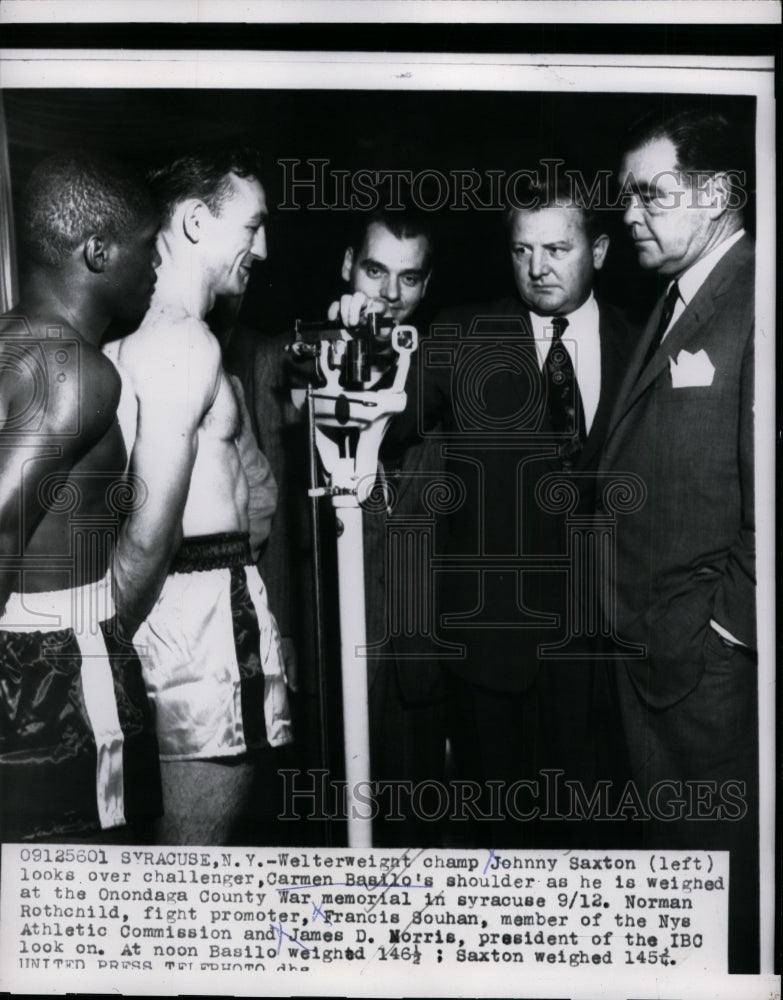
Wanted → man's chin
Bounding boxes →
[633,245,663,269]
[527,294,565,314]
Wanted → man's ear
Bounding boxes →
[591,233,610,271]
[341,246,354,282]
[83,234,108,273]
[705,172,731,219]
[182,199,209,244]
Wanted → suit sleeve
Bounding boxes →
[711,317,756,647]
[383,337,452,458]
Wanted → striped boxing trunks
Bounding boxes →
[133,532,292,761]
[0,573,163,841]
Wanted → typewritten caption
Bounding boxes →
[0,846,729,993]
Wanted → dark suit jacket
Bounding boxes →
[385,294,637,694]
[598,235,755,709]
[244,329,447,703]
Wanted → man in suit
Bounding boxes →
[330,212,452,846]
[375,176,637,848]
[252,210,447,845]
[602,109,757,972]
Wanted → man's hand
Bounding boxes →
[279,635,299,693]
[327,291,388,333]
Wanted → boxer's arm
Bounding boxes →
[113,320,221,636]
[229,375,278,561]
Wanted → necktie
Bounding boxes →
[543,316,585,468]
[641,279,681,371]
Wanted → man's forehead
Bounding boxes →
[226,171,267,212]
[358,221,430,269]
[510,204,587,240]
[620,136,679,184]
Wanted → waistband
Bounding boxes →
[0,572,114,633]
[169,532,253,574]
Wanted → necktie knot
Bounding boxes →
[550,316,569,341]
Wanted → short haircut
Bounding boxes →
[503,172,605,243]
[349,209,434,272]
[147,147,264,223]
[20,150,156,269]
[625,107,749,215]
[627,108,736,178]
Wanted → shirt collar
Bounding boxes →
[676,228,745,306]
[528,291,598,340]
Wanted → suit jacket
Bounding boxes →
[598,235,755,709]
[244,328,447,704]
[362,428,448,702]
[385,294,637,693]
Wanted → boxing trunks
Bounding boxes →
[0,573,163,841]
[133,532,292,761]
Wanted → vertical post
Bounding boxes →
[306,387,333,844]
[333,499,372,847]
[0,93,19,313]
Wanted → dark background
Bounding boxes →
[2,88,756,338]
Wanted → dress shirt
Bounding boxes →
[530,293,601,436]
[660,228,746,342]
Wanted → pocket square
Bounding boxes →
[669,348,714,388]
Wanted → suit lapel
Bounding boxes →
[578,303,633,467]
[630,287,716,402]
[481,299,537,416]
[603,234,753,450]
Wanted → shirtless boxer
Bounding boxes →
[108,149,291,845]
[0,151,162,841]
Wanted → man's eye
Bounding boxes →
[513,247,529,258]
[621,192,649,210]
[364,266,382,278]
[401,275,421,287]
[549,247,568,258]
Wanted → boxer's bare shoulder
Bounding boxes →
[110,304,222,422]
[2,313,120,449]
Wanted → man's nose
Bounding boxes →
[623,197,642,228]
[251,227,267,261]
[383,274,401,301]
[529,248,548,277]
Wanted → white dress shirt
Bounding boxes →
[660,227,746,342]
[529,293,601,436]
